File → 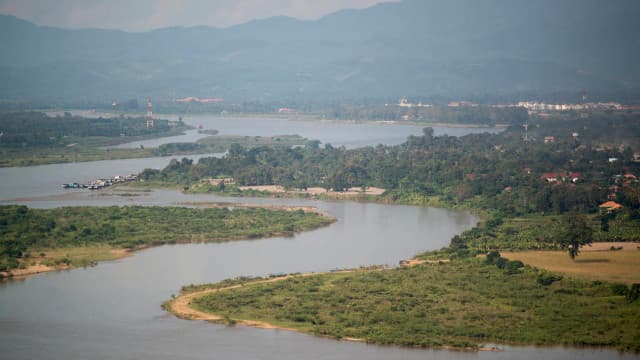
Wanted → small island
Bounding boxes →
[0,205,335,278]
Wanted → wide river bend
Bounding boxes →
[0,118,636,359]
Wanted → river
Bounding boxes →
[0,120,636,360]
[63,110,504,150]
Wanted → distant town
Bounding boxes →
[389,98,640,113]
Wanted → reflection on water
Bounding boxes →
[0,116,633,359]
[0,190,636,359]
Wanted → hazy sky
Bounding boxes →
[0,0,396,31]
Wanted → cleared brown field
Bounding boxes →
[503,243,640,284]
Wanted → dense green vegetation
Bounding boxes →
[143,112,640,215]
[0,111,187,146]
[0,205,333,273]
[164,110,639,351]
[527,111,640,151]
[140,112,640,255]
[188,256,640,351]
[0,111,191,166]
[446,212,640,253]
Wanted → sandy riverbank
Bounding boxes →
[0,247,132,280]
[166,259,435,334]
[238,185,386,197]
[169,274,317,331]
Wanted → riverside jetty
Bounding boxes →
[62,174,138,190]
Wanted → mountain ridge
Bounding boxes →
[0,0,638,101]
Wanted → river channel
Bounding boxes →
[0,120,636,359]
[63,110,504,150]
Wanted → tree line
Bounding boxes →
[0,111,183,147]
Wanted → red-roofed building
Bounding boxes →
[599,201,623,213]
[569,172,581,183]
[541,173,559,182]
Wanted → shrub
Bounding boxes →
[495,257,508,269]
[537,274,563,286]
[454,249,473,259]
[485,250,501,264]
[505,260,525,274]
[611,283,630,296]
[0,257,19,271]
[627,284,640,302]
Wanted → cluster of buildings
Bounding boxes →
[514,101,623,112]
[540,171,582,184]
[175,97,224,104]
[601,173,639,212]
[389,98,638,112]
[395,99,433,108]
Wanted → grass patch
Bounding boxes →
[35,244,129,268]
[502,249,640,285]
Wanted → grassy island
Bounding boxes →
[0,205,334,277]
[167,254,640,352]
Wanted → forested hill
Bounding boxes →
[1,0,639,101]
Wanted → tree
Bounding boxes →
[555,213,593,260]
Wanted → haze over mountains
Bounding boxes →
[1,0,639,102]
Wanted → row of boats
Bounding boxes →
[62,174,138,190]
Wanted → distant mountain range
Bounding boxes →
[1,0,639,102]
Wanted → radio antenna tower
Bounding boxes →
[146,98,154,129]
[523,123,529,142]
[580,89,589,118]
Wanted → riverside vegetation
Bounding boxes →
[181,254,640,351]
[142,111,640,253]
[0,205,334,276]
[0,111,190,166]
[0,111,307,166]
[161,111,640,351]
